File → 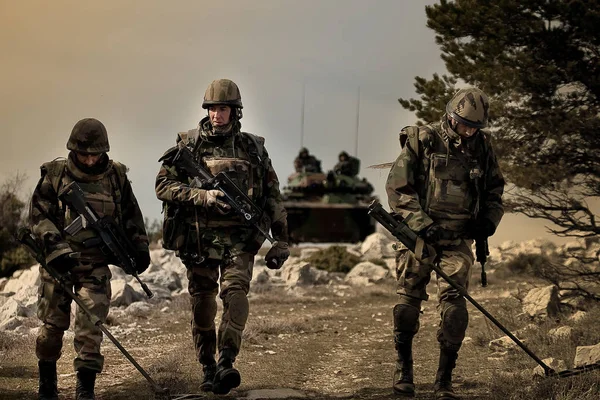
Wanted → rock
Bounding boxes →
[569,311,587,323]
[1,265,40,294]
[563,240,586,253]
[281,262,329,287]
[110,280,143,307]
[574,343,600,368]
[489,335,524,352]
[345,262,390,284]
[0,316,26,331]
[360,233,395,260]
[125,302,153,318]
[0,277,7,292]
[384,258,396,273]
[143,268,182,292]
[300,248,321,260]
[533,357,567,377]
[0,298,33,324]
[548,326,573,341]
[345,276,372,287]
[522,285,560,318]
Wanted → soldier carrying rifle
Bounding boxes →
[155,79,290,395]
[385,88,505,399]
[29,118,151,400]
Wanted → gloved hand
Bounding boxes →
[204,189,231,215]
[48,252,79,274]
[468,218,496,239]
[420,223,444,243]
[135,250,151,275]
[265,241,290,270]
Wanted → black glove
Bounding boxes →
[421,223,444,243]
[48,252,79,274]
[265,241,290,270]
[469,219,496,239]
[135,251,151,275]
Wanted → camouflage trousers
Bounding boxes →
[183,250,255,366]
[395,239,474,351]
[36,263,112,372]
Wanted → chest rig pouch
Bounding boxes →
[46,159,124,261]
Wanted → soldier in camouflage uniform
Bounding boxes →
[293,147,322,173]
[30,118,150,400]
[155,79,290,395]
[334,151,360,177]
[386,88,504,399]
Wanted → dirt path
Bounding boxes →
[1,282,515,400]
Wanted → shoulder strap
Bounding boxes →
[42,159,67,194]
[110,161,128,223]
[240,132,268,168]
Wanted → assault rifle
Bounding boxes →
[172,145,275,245]
[59,182,153,298]
[367,200,560,377]
[16,228,167,396]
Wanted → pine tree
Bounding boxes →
[399,0,600,238]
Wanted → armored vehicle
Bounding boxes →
[282,169,377,243]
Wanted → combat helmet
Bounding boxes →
[202,79,243,109]
[66,118,110,154]
[446,87,489,129]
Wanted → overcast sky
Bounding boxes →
[0,0,574,246]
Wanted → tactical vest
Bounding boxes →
[161,129,270,251]
[42,158,128,261]
[400,124,487,233]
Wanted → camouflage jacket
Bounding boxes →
[155,117,288,244]
[385,120,505,236]
[30,152,149,264]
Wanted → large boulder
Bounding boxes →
[280,261,329,287]
[522,285,560,319]
[0,298,34,330]
[345,261,390,286]
[360,233,395,260]
[111,279,143,307]
[1,265,40,294]
[574,343,600,368]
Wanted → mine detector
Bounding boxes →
[368,201,600,379]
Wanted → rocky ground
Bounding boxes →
[1,233,599,399]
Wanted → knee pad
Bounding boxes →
[393,301,421,343]
[438,302,468,350]
[36,324,65,361]
[191,294,218,330]
[226,291,249,329]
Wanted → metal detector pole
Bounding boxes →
[17,228,168,396]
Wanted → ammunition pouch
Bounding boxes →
[161,203,190,251]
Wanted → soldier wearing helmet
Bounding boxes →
[334,151,360,177]
[385,87,505,399]
[293,147,322,173]
[30,118,150,400]
[155,79,289,395]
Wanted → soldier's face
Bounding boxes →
[451,118,478,138]
[208,105,232,126]
[76,153,102,167]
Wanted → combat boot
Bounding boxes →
[200,363,217,392]
[433,348,459,400]
[75,368,96,400]
[212,349,241,395]
[38,360,58,400]
[393,338,415,397]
